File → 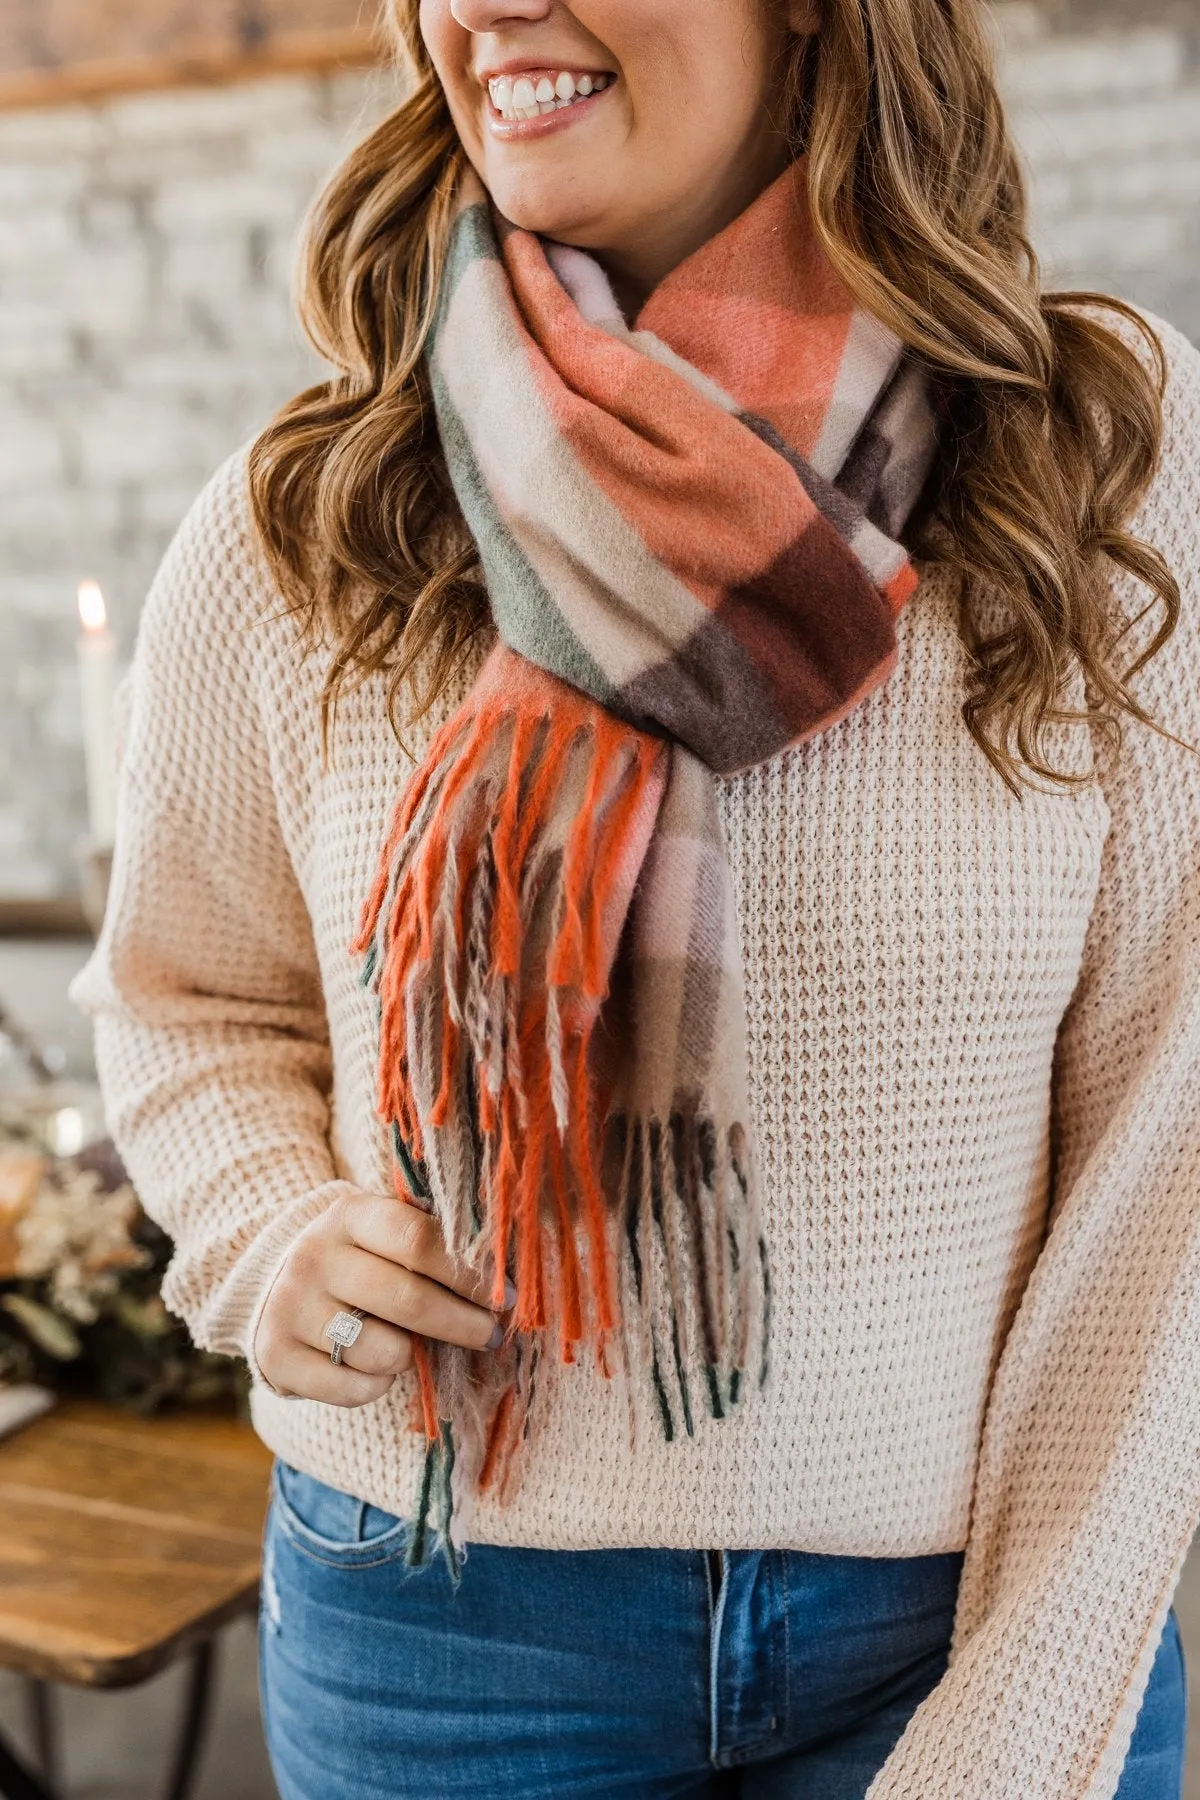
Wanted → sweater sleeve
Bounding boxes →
[68,453,357,1374]
[868,320,1200,1799]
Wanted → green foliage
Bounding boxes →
[0,1132,248,1417]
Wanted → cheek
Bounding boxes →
[416,0,442,61]
[577,0,772,155]
[418,0,468,101]
[418,0,485,156]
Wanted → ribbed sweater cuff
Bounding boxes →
[161,1178,360,1385]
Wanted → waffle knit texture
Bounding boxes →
[70,311,1200,1799]
[353,163,937,1568]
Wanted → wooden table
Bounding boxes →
[0,1400,273,1800]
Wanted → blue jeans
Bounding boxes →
[259,1462,1187,1799]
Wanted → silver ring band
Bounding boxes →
[324,1307,366,1366]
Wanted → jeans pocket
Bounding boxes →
[271,1459,412,1569]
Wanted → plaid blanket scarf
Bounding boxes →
[352,160,937,1574]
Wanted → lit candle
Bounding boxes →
[76,580,118,848]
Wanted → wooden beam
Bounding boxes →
[1025,0,1197,26]
[0,898,91,938]
[0,4,384,112]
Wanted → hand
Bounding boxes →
[253,1190,512,1406]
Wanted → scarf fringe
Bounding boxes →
[352,675,770,1577]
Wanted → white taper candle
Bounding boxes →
[76,580,118,848]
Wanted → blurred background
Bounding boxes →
[0,1,1196,1794]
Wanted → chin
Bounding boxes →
[483,170,607,245]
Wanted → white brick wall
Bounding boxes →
[0,68,394,897]
[0,10,1196,899]
[997,4,1200,325]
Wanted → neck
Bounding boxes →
[594,132,795,323]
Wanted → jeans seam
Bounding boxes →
[763,1553,778,1734]
[779,1550,792,1736]
[709,1549,728,1767]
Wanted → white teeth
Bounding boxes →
[489,69,614,122]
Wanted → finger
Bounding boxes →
[266,1344,397,1408]
[326,1241,503,1353]
[343,1196,515,1312]
[302,1296,414,1378]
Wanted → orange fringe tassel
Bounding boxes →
[350,651,665,1452]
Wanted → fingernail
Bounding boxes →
[487,1320,505,1350]
[503,1278,518,1309]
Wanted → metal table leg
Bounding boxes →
[157,1640,216,1800]
[23,1684,57,1793]
[0,1726,56,1800]
[0,1637,218,1800]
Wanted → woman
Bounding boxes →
[70,0,1200,1794]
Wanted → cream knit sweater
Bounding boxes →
[71,314,1200,1799]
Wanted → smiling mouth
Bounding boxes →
[486,70,615,124]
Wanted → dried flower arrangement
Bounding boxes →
[0,1119,247,1414]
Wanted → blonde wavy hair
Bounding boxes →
[249,0,1184,794]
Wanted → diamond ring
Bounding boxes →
[324,1308,366,1366]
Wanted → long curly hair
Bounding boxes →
[248,0,1184,794]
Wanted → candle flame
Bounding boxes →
[78,580,107,632]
